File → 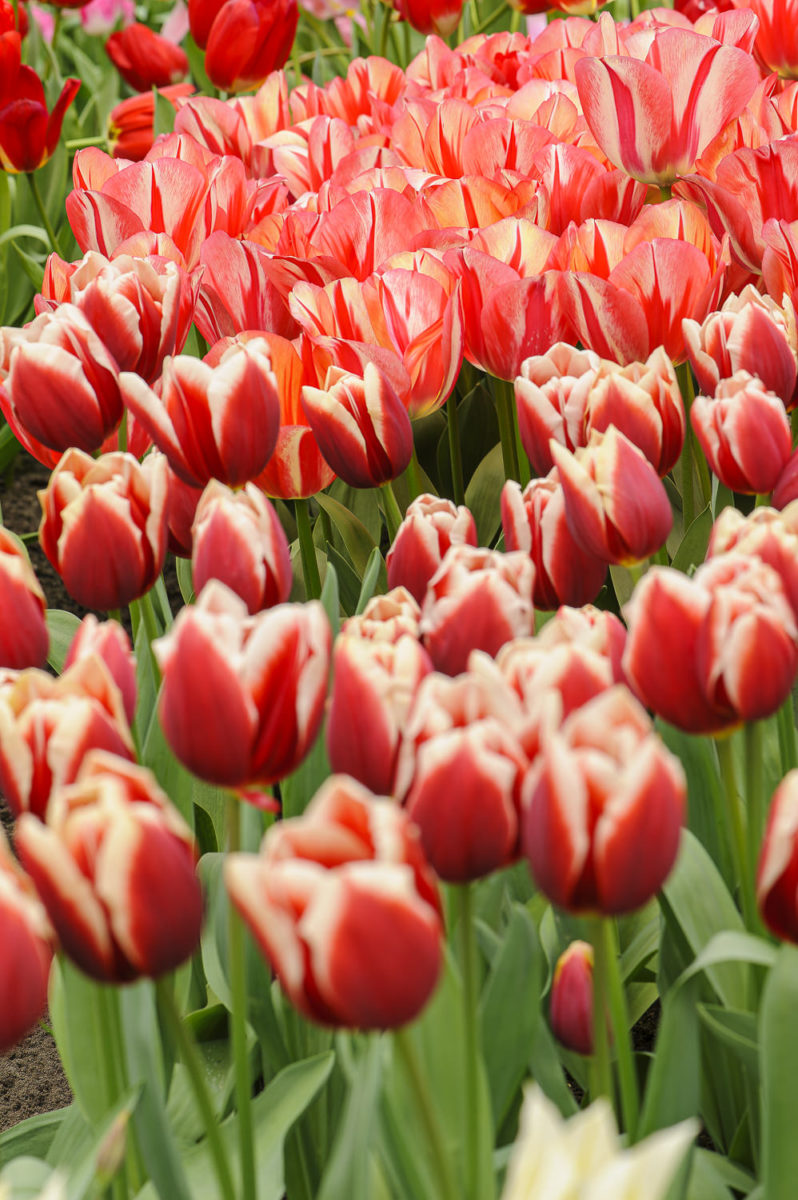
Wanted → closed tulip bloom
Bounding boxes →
[393,0,462,35]
[502,476,607,611]
[420,545,536,676]
[585,347,685,478]
[16,752,202,983]
[225,775,443,1029]
[758,771,798,943]
[537,604,628,684]
[551,428,673,566]
[300,362,413,489]
[343,589,424,644]
[691,372,792,496]
[191,480,291,614]
[523,686,686,914]
[386,494,477,605]
[107,84,196,162]
[155,581,330,789]
[0,305,123,463]
[188,0,225,46]
[0,657,134,820]
[550,941,594,1056]
[106,24,189,92]
[63,616,137,727]
[624,556,798,733]
[0,528,48,670]
[39,449,168,611]
[574,28,760,185]
[0,832,53,1054]
[0,33,79,174]
[204,0,298,93]
[120,339,281,489]
[514,344,601,476]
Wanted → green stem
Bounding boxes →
[456,885,482,1200]
[381,480,403,544]
[27,171,62,258]
[295,498,321,600]
[446,394,466,507]
[588,918,613,1107]
[228,797,257,1200]
[745,722,765,926]
[600,919,639,1139]
[156,979,236,1200]
[715,735,757,933]
[777,694,798,775]
[65,135,108,150]
[394,1029,459,1200]
[495,379,520,484]
[95,986,127,1200]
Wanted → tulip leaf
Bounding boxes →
[609,563,635,607]
[315,492,378,577]
[45,608,81,674]
[281,722,331,819]
[153,87,177,141]
[319,557,341,635]
[48,960,116,1126]
[670,506,712,575]
[0,1108,67,1163]
[692,1149,755,1197]
[175,556,194,606]
[656,722,733,887]
[317,1038,383,1200]
[464,442,504,546]
[760,943,798,1200]
[356,546,385,614]
[638,975,700,1138]
[711,477,735,521]
[10,240,45,292]
[185,34,212,94]
[698,1005,759,1075]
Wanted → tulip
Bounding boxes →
[300,362,413,488]
[105,24,189,92]
[343,588,424,644]
[203,0,298,93]
[574,28,760,185]
[0,832,53,1055]
[0,33,80,174]
[225,775,443,1028]
[63,616,137,727]
[393,0,462,36]
[191,480,292,614]
[741,0,798,79]
[16,752,202,983]
[501,476,608,611]
[39,449,169,611]
[0,0,28,33]
[119,338,281,489]
[386,495,478,606]
[0,527,48,670]
[691,372,792,496]
[195,235,298,347]
[155,581,330,789]
[36,252,199,385]
[536,604,628,683]
[708,504,798,623]
[523,686,686,914]
[550,941,594,1055]
[419,546,536,676]
[584,347,685,478]
[623,556,798,733]
[514,344,601,476]
[0,657,134,820]
[758,771,798,943]
[107,84,196,162]
[0,305,123,464]
[551,428,673,566]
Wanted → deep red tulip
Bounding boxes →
[191,480,292,614]
[16,752,202,983]
[0,528,48,671]
[386,494,478,606]
[550,941,594,1056]
[0,1,28,34]
[106,24,189,92]
[155,581,330,790]
[523,687,686,914]
[203,0,298,93]
[758,771,798,943]
[393,0,462,36]
[691,372,792,496]
[0,33,79,173]
[226,775,442,1029]
[63,616,137,728]
[0,658,134,820]
[0,832,53,1054]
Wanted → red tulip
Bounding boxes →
[225,775,443,1028]
[191,480,292,614]
[107,84,196,162]
[0,1,28,34]
[691,372,792,496]
[708,503,798,624]
[343,588,424,644]
[0,832,53,1054]
[738,0,798,79]
[550,942,594,1055]
[106,24,189,92]
[63,616,137,728]
[393,0,462,36]
[386,494,478,606]
[523,686,686,914]
[155,581,331,789]
[39,449,169,611]
[514,343,601,476]
[195,235,298,346]
[203,0,298,93]
[758,771,798,943]
[0,527,48,671]
[0,33,79,174]
[16,752,202,983]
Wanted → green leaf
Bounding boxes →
[760,943,798,1200]
[355,546,385,614]
[175,556,194,605]
[153,87,177,140]
[185,33,212,92]
[280,726,331,819]
[638,976,700,1138]
[464,442,504,545]
[693,1148,755,1196]
[318,1038,383,1200]
[10,239,46,291]
[46,609,81,673]
[48,960,114,1125]
[0,1108,68,1162]
[657,723,733,887]
[315,492,378,576]
[319,556,342,635]
[698,1005,758,1076]
[671,506,712,575]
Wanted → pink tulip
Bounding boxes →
[691,372,792,495]
[386,494,478,606]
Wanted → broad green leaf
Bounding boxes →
[45,609,81,674]
[355,546,385,614]
[153,87,177,139]
[318,1038,383,1200]
[185,33,212,92]
[698,1005,758,1075]
[693,1148,755,1196]
[464,442,504,545]
[760,943,798,1200]
[638,977,700,1138]
[657,723,733,887]
[315,492,378,576]
[281,726,331,819]
[0,1108,68,1162]
[671,506,712,575]
[49,960,114,1125]
[175,556,194,605]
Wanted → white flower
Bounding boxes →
[502,1087,698,1200]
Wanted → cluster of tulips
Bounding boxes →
[4,0,798,1196]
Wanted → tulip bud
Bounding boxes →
[63,615,137,727]
[514,343,601,476]
[105,24,189,91]
[536,605,628,683]
[300,361,413,488]
[155,581,330,789]
[38,448,168,611]
[0,831,53,1054]
[16,752,203,983]
[691,372,792,496]
[523,687,686,914]
[343,588,423,644]
[107,84,196,162]
[708,503,798,623]
[203,0,298,93]
[758,771,798,943]
[191,481,291,614]
[392,0,462,35]
[386,494,477,605]
[550,941,594,1055]
[225,775,443,1029]
[0,527,48,670]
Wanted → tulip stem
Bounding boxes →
[715,735,757,933]
[495,379,521,484]
[777,693,798,775]
[456,884,483,1200]
[598,919,639,1140]
[156,978,237,1200]
[26,171,63,259]
[227,797,257,1200]
[588,917,613,1110]
[295,498,321,600]
[446,394,466,507]
[394,1028,459,1200]
[744,721,766,923]
[381,480,403,544]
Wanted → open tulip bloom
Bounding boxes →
[6,3,798,1199]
